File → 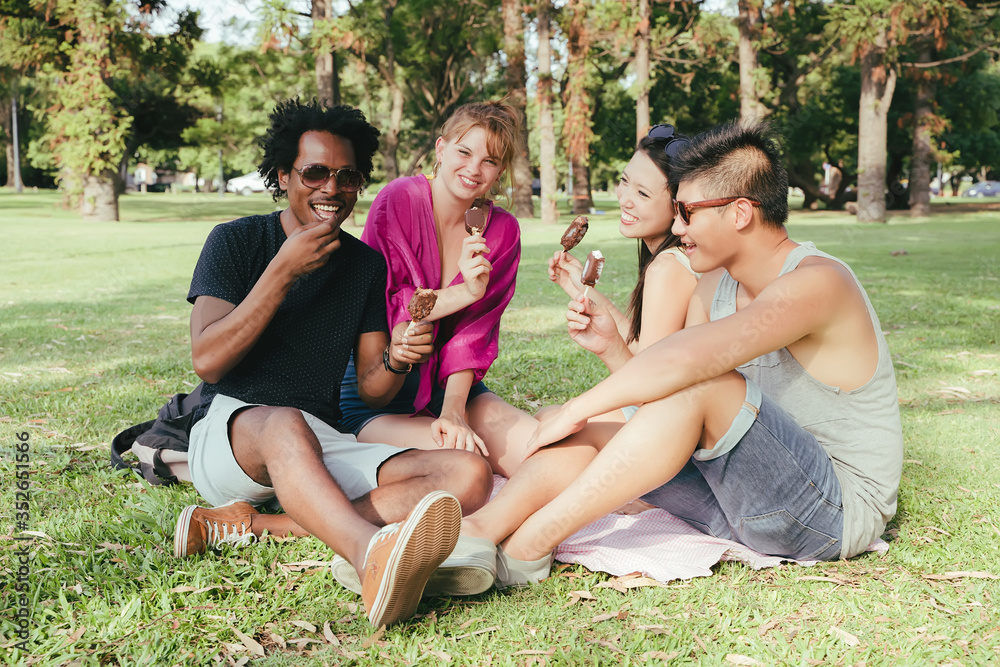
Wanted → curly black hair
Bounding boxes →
[257,98,381,202]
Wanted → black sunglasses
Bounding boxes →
[675,196,762,224]
[292,164,365,192]
[647,124,691,160]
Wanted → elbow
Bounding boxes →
[191,352,224,385]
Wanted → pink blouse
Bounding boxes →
[361,175,521,413]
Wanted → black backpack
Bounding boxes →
[111,384,203,486]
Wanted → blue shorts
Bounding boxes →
[641,379,844,561]
[338,355,493,436]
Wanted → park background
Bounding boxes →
[2,0,1000,665]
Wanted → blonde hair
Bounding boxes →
[438,100,524,205]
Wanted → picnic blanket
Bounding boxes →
[492,476,889,582]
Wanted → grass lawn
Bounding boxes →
[2,189,999,666]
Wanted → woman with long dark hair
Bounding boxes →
[548,125,698,423]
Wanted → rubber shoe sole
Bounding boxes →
[332,535,496,597]
[362,491,461,627]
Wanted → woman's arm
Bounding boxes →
[430,370,488,456]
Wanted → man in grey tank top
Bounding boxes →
[499,121,903,572]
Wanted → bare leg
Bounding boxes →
[461,393,619,543]
[501,371,747,561]
[247,448,492,539]
[230,406,376,570]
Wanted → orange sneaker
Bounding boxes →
[360,491,461,627]
[174,499,258,558]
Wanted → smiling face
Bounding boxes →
[434,126,504,204]
[614,150,675,251]
[671,178,738,273]
[277,131,358,233]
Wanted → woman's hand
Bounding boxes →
[459,232,492,300]
[566,293,623,358]
[431,410,489,457]
[522,400,587,461]
[547,250,583,298]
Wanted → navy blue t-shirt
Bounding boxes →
[187,212,388,429]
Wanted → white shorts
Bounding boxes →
[188,394,407,509]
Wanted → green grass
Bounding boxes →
[2,188,999,665]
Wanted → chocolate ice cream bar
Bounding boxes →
[464,206,487,235]
[560,215,589,251]
[407,287,437,322]
[581,250,605,287]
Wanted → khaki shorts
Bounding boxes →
[188,394,407,509]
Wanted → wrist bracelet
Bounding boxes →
[383,345,412,375]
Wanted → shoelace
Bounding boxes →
[205,519,257,548]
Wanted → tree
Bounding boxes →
[536,0,559,224]
[634,0,651,141]
[502,0,533,218]
[562,0,594,214]
[737,0,767,123]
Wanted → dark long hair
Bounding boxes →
[624,133,686,345]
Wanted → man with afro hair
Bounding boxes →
[174,98,491,628]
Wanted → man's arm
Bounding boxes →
[525,262,858,455]
[353,321,434,409]
[190,220,340,384]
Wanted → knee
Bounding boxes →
[254,407,316,457]
[435,451,493,514]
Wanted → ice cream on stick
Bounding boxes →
[580,250,605,299]
[560,215,589,252]
[464,206,487,236]
[406,287,437,335]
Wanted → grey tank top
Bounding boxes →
[710,242,903,558]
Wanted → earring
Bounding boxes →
[489,177,503,198]
[432,160,441,178]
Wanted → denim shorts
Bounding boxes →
[338,355,493,436]
[641,378,844,561]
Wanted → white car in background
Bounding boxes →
[226,171,268,196]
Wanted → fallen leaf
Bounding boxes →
[726,654,765,665]
[758,619,780,636]
[362,626,386,649]
[290,620,317,633]
[66,627,86,644]
[642,652,679,661]
[564,590,596,607]
[512,649,556,656]
[425,650,452,662]
[795,576,849,585]
[451,626,499,641]
[970,370,995,376]
[323,621,340,646]
[267,632,286,649]
[231,627,265,657]
[923,571,998,581]
[828,626,859,646]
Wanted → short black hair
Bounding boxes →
[668,121,788,228]
[258,98,380,202]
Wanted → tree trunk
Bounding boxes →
[563,0,593,214]
[81,170,119,221]
[379,0,403,181]
[856,28,897,223]
[738,0,767,123]
[537,0,558,225]
[502,0,534,218]
[634,0,651,142]
[312,0,341,106]
[908,46,935,218]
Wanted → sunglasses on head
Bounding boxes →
[674,196,762,225]
[647,124,691,160]
[292,164,365,192]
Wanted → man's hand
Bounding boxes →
[431,410,488,457]
[548,250,583,298]
[459,232,492,300]
[278,221,341,279]
[522,400,587,461]
[390,320,434,368]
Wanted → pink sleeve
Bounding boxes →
[437,207,521,383]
